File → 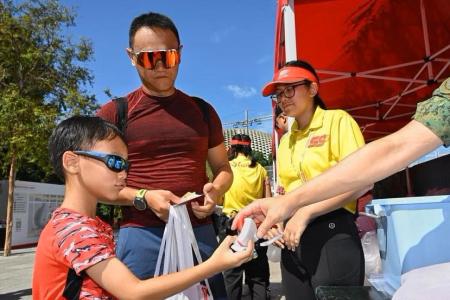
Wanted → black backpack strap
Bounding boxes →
[113,97,128,134]
[192,96,210,128]
[62,269,83,300]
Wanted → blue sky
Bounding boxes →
[60,0,277,132]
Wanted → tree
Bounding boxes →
[0,0,98,256]
[252,150,271,167]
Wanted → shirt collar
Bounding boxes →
[290,106,325,134]
[234,154,250,162]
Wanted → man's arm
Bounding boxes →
[284,120,442,210]
[264,177,272,198]
[192,143,233,218]
[234,120,443,237]
[207,142,233,200]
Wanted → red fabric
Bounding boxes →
[33,208,116,300]
[274,0,450,141]
[231,139,251,146]
[97,88,224,227]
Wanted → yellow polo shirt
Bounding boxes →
[223,155,267,216]
[277,106,365,213]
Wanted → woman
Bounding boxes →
[220,134,271,300]
[233,78,449,240]
[263,60,367,299]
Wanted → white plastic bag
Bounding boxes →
[361,230,382,276]
[154,205,213,300]
[267,244,281,263]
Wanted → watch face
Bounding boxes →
[134,198,147,211]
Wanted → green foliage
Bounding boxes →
[0,0,99,180]
[252,150,272,166]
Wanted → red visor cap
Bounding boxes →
[262,66,319,97]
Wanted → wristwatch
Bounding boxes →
[133,189,148,211]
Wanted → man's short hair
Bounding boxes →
[129,12,180,48]
[48,116,125,181]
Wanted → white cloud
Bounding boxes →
[256,55,271,65]
[226,85,257,98]
[210,26,236,44]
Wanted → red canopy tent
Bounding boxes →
[273,0,450,142]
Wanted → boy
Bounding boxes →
[32,116,253,299]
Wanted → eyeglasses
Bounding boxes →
[74,150,129,173]
[270,81,308,103]
[132,47,182,70]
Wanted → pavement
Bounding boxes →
[0,247,284,300]
[0,247,34,300]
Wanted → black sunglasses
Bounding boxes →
[74,150,129,172]
[270,81,308,103]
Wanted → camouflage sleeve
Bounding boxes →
[413,78,450,147]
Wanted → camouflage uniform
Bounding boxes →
[413,77,450,147]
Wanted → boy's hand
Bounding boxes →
[191,183,217,219]
[145,190,180,222]
[210,236,253,270]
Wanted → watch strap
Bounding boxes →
[133,189,148,211]
[136,189,148,199]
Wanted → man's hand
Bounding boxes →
[145,190,180,222]
[283,209,310,251]
[191,183,217,219]
[231,197,294,238]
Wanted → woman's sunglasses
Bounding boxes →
[74,150,129,172]
[133,47,182,70]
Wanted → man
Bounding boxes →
[97,12,231,299]
[274,105,288,136]
[233,77,449,249]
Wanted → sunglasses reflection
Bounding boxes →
[134,48,181,70]
[74,150,129,172]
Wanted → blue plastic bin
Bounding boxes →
[365,195,450,296]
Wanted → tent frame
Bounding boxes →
[276,0,449,139]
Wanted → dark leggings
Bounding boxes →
[223,246,270,300]
[217,214,270,300]
[281,209,365,300]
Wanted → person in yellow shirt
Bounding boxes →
[261,60,369,300]
[220,134,271,300]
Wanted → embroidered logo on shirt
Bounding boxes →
[231,161,251,167]
[307,134,327,147]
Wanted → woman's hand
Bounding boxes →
[232,196,295,238]
[283,209,311,251]
[265,223,285,249]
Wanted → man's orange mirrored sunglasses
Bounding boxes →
[133,47,181,70]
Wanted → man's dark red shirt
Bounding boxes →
[97,87,224,227]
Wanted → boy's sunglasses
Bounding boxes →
[74,150,129,172]
[133,47,182,70]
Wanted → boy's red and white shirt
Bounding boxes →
[33,207,116,299]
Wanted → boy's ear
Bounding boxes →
[62,151,80,175]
